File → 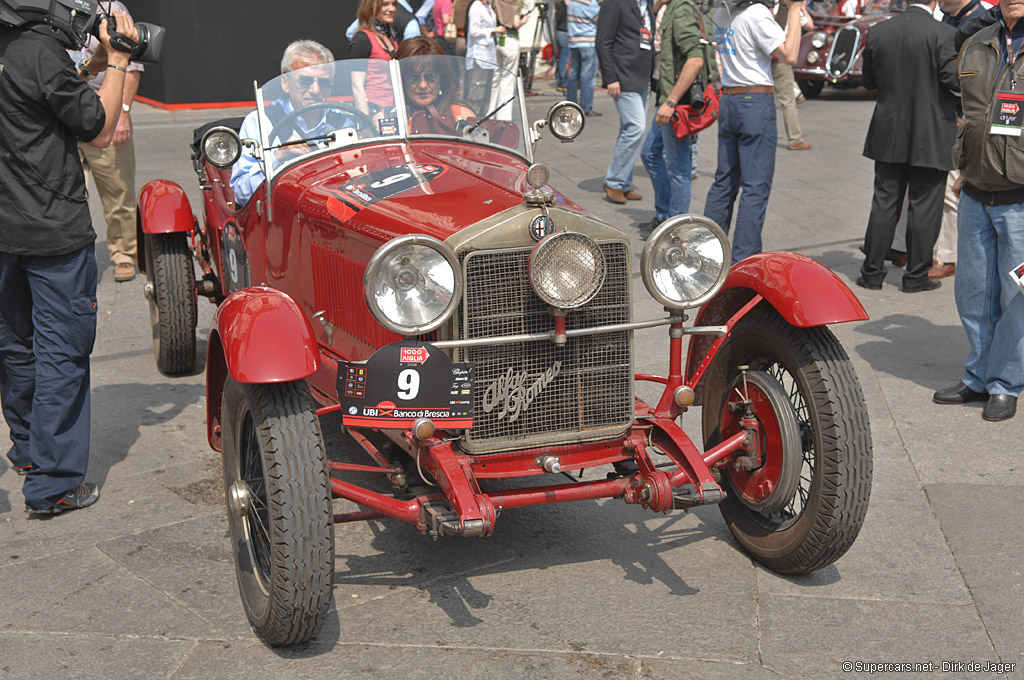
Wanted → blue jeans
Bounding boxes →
[566,44,597,113]
[0,245,97,506]
[703,92,777,262]
[605,90,650,191]
[954,193,1024,397]
[641,118,692,221]
[555,31,570,88]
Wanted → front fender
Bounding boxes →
[137,180,197,276]
[206,287,320,451]
[685,252,868,385]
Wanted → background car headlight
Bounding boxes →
[641,214,730,309]
[364,235,462,335]
[810,32,827,49]
[529,231,605,309]
[200,126,242,168]
[806,52,820,64]
[547,101,585,141]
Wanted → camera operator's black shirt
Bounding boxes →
[0,28,105,256]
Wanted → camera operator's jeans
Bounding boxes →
[704,92,777,262]
[954,193,1024,397]
[641,117,692,221]
[605,90,649,192]
[0,244,96,507]
[566,44,597,113]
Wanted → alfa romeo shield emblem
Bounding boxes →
[530,215,554,241]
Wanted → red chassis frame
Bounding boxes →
[317,318,750,537]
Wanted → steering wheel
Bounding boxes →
[268,102,377,146]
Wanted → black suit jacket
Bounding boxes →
[861,6,959,170]
[596,0,656,93]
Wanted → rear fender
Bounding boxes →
[206,287,320,451]
[685,252,868,396]
[137,180,198,275]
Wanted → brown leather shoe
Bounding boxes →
[113,262,136,282]
[928,261,956,279]
[603,184,627,204]
[624,189,643,200]
[788,140,812,150]
[857,245,908,268]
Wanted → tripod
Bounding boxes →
[520,0,552,94]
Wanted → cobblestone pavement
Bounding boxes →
[1,77,1021,679]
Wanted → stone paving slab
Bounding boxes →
[0,633,195,679]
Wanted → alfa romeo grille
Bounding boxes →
[459,242,633,454]
[828,26,859,78]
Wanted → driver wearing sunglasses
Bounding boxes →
[231,40,347,207]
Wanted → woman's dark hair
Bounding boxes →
[357,0,389,30]
[396,37,458,112]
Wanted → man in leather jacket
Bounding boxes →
[932,0,1024,421]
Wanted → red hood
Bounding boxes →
[275,141,531,242]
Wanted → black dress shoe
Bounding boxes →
[982,394,1017,421]
[902,278,941,293]
[933,382,987,404]
[855,276,882,291]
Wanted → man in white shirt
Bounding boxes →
[703,0,804,262]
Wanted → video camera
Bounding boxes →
[0,0,164,63]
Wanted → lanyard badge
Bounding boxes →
[991,32,1024,136]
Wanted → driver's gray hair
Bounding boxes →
[281,40,334,73]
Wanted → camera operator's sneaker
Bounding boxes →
[25,483,100,515]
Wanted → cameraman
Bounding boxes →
[0,9,139,514]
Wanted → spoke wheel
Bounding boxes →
[702,306,872,574]
[144,232,197,375]
[222,378,334,645]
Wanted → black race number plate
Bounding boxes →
[338,341,474,428]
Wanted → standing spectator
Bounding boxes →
[351,0,401,115]
[493,0,531,120]
[596,0,656,204]
[75,1,144,283]
[932,0,1024,421]
[567,0,600,115]
[433,0,457,53]
[855,0,957,293]
[465,0,502,114]
[1,10,139,513]
[640,0,714,230]
[772,2,812,151]
[347,0,424,41]
[926,0,993,279]
[703,0,805,262]
[554,0,569,91]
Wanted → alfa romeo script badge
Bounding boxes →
[530,215,554,241]
[482,361,562,423]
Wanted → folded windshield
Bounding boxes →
[245,57,529,178]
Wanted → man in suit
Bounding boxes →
[856,0,958,293]
[596,0,656,204]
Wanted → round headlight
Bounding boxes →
[806,51,819,64]
[547,101,585,141]
[529,231,606,309]
[641,214,730,309]
[201,126,242,168]
[363,235,462,335]
[810,31,827,49]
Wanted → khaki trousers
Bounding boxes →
[79,130,137,266]
[771,60,804,146]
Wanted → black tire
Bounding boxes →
[145,233,197,375]
[797,79,824,99]
[221,378,335,646]
[702,306,872,574]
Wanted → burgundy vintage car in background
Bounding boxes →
[137,56,873,647]
[794,0,905,98]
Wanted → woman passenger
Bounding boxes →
[396,36,474,130]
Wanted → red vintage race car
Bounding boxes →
[137,55,873,646]
[794,0,904,98]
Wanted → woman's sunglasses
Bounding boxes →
[403,71,439,84]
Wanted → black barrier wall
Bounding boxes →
[130,0,360,106]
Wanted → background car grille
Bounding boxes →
[828,26,859,77]
[459,242,633,454]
